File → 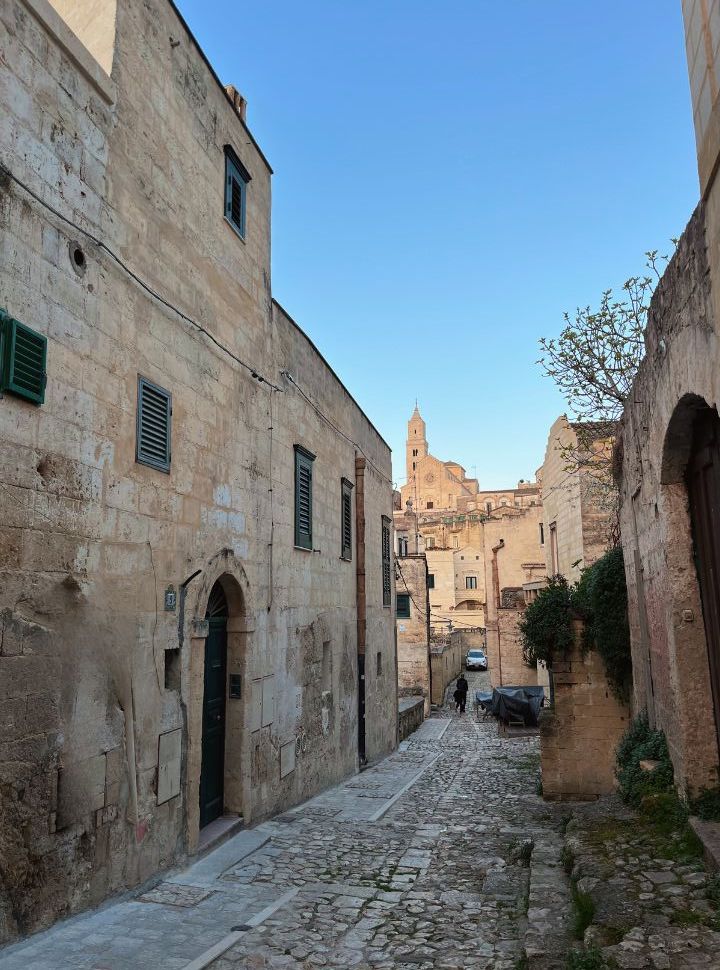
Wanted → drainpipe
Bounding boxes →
[355,455,367,764]
[491,539,505,685]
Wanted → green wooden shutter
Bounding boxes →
[136,376,172,472]
[0,310,47,405]
[341,478,353,560]
[382,516,392,606]
[294,445,315,550]
[224,148,251,239]
[396,594,410,618]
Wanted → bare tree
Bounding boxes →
[538,251,672,546]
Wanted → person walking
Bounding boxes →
[456,674,469,713]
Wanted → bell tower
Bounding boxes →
[406,405,429,482]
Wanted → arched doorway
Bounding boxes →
[200,582,228,829]
[686,406,720,757]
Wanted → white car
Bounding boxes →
[465,649,488,671]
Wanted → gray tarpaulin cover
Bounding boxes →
[475,686,545,726]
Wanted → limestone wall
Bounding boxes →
[395,554,431,712]
[540,626,629,801]
[0,0,396,940]
[540,417,614,584]
[617,202,720,794]
[430,637,464,706]
[682,0,720,193]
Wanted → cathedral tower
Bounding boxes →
[406,405,429,483]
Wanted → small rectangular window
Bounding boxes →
[382,516,392,607]
[136,376,172,472]
[294,446,315,550]
[376,651,382,676]
[426,536,435,549]
[466,576,477,590]
[224,146,251,239]
[549,522,559,574]
[396,593,411,618]
[426,501,434,509]
[539,522,545,545]
[0,310,47,405]
[428,573,435,589]
[341,478,353,560]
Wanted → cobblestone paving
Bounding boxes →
[565,798,720,969]
[212,672,571,970]
[0,671,572,969]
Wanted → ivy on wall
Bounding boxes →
[519,547,632,701]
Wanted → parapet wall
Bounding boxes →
[540,624,629,800]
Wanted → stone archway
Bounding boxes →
[185,552,253,850]
[659,394,720,791]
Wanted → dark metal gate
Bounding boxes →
[687,407,720,757]
[200,583,228,829]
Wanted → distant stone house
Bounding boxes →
[540,415,616,584]
[615,2,720,795]
[0,0,397,942]
[395,407,542,634]
[395,553,432,713]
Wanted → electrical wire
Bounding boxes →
[3,161,398,495]
[281,371,393,488]
[0,161,283,391]
[395,555,486,631]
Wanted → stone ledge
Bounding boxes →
[689,815,720,873]
[20,0,116,104]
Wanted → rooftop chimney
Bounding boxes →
[225,85,247,122]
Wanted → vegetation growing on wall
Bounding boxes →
[615,714,675,807]
[519,575,574,667]
[577,547,632,701]
[520,547,632,699]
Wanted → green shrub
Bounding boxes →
[706,875,720,907]
[571,882,596,939]
[519,574,574,667]
[518,548,632,700]
[615,714,674,807]
[690,787,720,822]
[580,547,632,701]
[567,948,608,970]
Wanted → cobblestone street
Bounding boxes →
[0,673,572,970]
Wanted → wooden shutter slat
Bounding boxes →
[137,377,171,472]
[294,447,315,549]
[0,313,47,405]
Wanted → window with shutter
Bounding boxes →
[224,146,251,239]
[294,445,315,550]
[382,516,392,607]
[396,594,410,618]
[0,310,47,405]
[341,478,353,561]
[136,376,172,472]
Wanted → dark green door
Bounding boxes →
[200,585,228,828]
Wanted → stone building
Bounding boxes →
[540,415,616,583]
[394,408,542,637]
[0,0,397,941]
[399,406,540,518]
[481,509,546,687]
[395,553,432,713]
[615,1,720,795]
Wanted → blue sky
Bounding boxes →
[178,0,698,489]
